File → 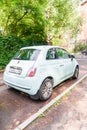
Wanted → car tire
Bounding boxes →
[73,66,79,79]
[39,78,53,101]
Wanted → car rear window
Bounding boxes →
[13,49,40,60]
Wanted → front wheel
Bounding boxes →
[39,78,53,101]
[73,66,79,79]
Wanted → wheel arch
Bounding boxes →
[41,76,54,87]
[73,64,79,79]
[76,65,79,71]
[39,76,54,100]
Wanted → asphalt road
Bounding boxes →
[0,55,87,130]
[25,76,87,130]
[25,55,87,130]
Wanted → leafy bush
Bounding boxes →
[0,35,47,69]
[74,43,87,53]
[0,35,24,69]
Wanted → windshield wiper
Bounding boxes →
[13,57,21,60]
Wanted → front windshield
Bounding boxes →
[14,49,40,60]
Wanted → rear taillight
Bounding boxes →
[29,68,36,77]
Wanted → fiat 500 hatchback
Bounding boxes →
[4,46,79,100]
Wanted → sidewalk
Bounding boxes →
[25,77,87,130]
[50,77,87,130]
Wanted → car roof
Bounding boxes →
[20,45,62,50]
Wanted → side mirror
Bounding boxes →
[70,55,75,58]
[70,55,75,61]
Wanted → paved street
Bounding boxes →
[25,78,87,130]
[24,55,87,130]
[0,55,87,130]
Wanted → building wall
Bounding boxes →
[79,0,87,40]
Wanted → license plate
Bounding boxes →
[9,66,22,74]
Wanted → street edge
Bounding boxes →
[0,70,4,86]
[0,70,4,73]
[14,74,87,130]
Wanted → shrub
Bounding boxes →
[74,43,87,53]
[0,35,47,69]
[0,35,24,69]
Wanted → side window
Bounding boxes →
[46,48,56,60]
[56,48,69,59]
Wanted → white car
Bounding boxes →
[4,46,79,100]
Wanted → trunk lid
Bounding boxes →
[7,48,41,77]
[8,59,35,77]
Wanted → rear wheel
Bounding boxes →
[73,66,79,79]
[39,78,53,101]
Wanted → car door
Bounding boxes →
[46,48,65,86]
[56,48,74,81]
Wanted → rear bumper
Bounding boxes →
[4,72,41,95]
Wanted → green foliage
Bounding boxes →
[0,0,47,43]
[0,0,81,45]
[0,0,81,68]
[42,0,81,44]
[0,35,23,69]
[54,0,73,29]
[74,43,87,52]
[0,35,47,69]
[39,113,45,118]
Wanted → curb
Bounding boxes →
[15,74,87,130]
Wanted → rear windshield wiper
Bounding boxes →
[13,57,21,60]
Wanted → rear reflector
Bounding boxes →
[29,68,36,77]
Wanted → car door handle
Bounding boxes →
[60,64,64,67]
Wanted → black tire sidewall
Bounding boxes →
[39,78,53,101]
[73,66,79,79]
